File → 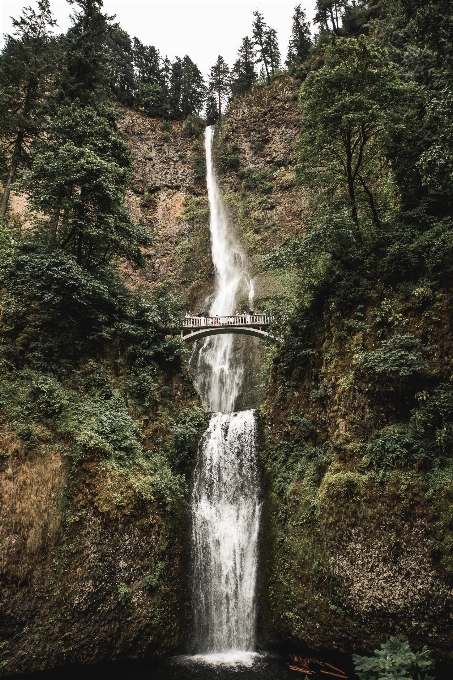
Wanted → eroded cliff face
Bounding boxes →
[0,366,203,675]
[117,112,212,310]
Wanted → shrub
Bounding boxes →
[183,114,205,138]
[364,384,453,470]
[358,334,430,378]
[118,583,131,605]
[353,636,434,680]
[242,167,274,194]
[168,406,207,470]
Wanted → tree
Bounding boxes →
[205,94,219,125]
[169,55,205,119]
[253,11,281,84]
[107,25,135,106]
[207,56,230,120]
[230,36,256,97]
[132,38,161,84]
[314,0,348,35]
[22,103,150,268]
[286,5,312,69]
[297,36,417,227]
[56,0,112,107]
[0,0,56,217]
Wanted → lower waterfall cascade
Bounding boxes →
[190,126,262,661]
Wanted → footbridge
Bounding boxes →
[180,315,281,343]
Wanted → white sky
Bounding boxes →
[1,0,317,76]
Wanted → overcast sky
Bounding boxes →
[1,0,318,76]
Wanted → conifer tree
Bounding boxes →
[56,0,111,106]
[286,5,312,69]
[107,25,135,106]
[169,56,205,118]
[22,0,150,268]
[0,0,56,217]
[207,56,230,120]
[231,36,256,97]
[252,11,281,84]
[205,94,219,125]
[314,0,348,35]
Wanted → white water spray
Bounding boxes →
[194,126,248,413]
[190,127,261,661]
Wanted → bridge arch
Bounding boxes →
[180,325,280,343]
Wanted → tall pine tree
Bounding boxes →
[252,11,281,84]
[231,36,256,97]
[207,56,230,120]
[286,5,312,70]
[0,0,56,217]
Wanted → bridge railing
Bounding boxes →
[181,314,271,328]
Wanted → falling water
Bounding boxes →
[190,127,261,660]
[192,126,253,413]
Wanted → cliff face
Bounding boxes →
[0,365,203,675]
[117,112,212,310]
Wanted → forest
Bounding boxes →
[0,0,452,677]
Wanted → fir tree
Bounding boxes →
[0,0,56,217]
[56,0,112,106]
[314,0,348,35]
[252,11,280,84]
[207,56,230,120]
[107,25,135,106]
[205,94,219,125]
[231,36,256,98]
[286,5,312,69]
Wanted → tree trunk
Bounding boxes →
[0,131,24,218]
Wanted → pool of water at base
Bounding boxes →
[8,652,343,680]
[9,650,453,680]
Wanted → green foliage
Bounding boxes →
[352,636,434,680]
[243,167,274,194]
[168,407,207,471]
[183,114,205,138]
[365,384,453,471]
[118,583,131,605]
[297,35,419,226]
[358,334,430,379]
[231,37,257,97]
[22,103,150,268]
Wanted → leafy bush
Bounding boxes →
[358,334,430,378]
[118,583,131,605]
[353,636,434,680]
[183,114,205,138]
[219,153,240,170]
[364,384,453,470]
[168,406,207,470]
[242,167,274,194]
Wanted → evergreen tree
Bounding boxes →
[314,0,348,34]
[107,25,135,106]
[252,11,280,84]
[207,56,230,120]
[56,0,111,106]
[205,94,219,125]
[286,5,312,69]
[132,38,161,84]
[21,0,150,269]
[169,56,205,118]
[231,36,256,97]
[0,0,56,217]
[265,27,281,74]
[180,55,205,117]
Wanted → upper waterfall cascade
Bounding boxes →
[190,127,261,661]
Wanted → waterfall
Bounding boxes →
[191,411,260,654]
[192,126,248,413]
[190,127,261,661]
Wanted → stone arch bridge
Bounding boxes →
[180,315,280,343]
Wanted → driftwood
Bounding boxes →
[289,653,348,679]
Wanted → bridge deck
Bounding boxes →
[181,315,271,331]
[179,315,279,343]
